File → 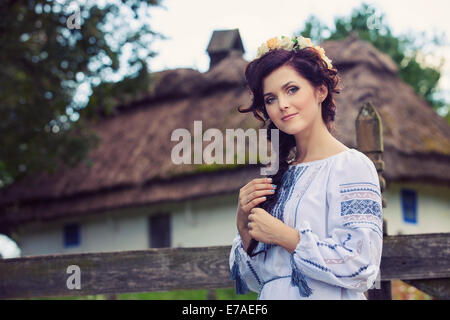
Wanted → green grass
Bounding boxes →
[215,288,258,300]
[21,288,258,300]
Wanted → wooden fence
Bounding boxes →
[0,233,449,299]
[1,102,449,299]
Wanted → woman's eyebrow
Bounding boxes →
[263,81,296,97]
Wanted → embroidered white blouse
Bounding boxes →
[229,148,383,300]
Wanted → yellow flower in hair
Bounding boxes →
[323,56,333,69]
[314,45,326,57]
[313,45,333,69]
[266,37,280,50]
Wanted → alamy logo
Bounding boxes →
[66,265,81,290]
[364,4,382,30]
[66,6,81,30]
[171,121,280,175]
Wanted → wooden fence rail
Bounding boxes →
[1,233,449,299]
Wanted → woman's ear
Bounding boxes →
[317,85,328,103]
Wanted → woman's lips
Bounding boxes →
[282,113,298,121]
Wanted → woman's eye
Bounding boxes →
[265,87,297,105]
[288,86,298,94]
[265,97,274,105]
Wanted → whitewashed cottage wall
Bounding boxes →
[12,183,450,257]
[382,182,450,235]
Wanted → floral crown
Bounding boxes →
[255,35,333,69]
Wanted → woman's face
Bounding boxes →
[262,64,326,135]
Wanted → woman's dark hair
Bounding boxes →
[238,47,341,217]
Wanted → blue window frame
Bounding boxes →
[63,223,80,247]
[401,189,417,224]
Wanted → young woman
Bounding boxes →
[229,36,383,300]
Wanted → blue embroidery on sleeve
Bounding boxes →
[343,222,383,239]
[342,233,352,247]
[230,246,249,294]
[246,261,262,288]
[299,257,369,278]
[338,181,383,238]
[340,187,381,197]
[316,233,353,253]
[341,199,382,219]
[339,182,378,187]
[290,254,313,297]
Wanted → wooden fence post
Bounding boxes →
[355,101,392,300]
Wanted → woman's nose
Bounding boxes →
[278,95,290,110]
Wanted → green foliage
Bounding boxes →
[215,288,258,300]
[0,0,164,188]
[299,3,448,120]
[21,288,258,300]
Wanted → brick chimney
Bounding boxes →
[206,29,245,70]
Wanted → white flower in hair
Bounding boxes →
[254,35,334,70]
[296,36,313,49]
[256,42,269,58]
[280,36,294,50]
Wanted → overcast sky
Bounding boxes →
[1,0,449,258]
[146,0,450,105]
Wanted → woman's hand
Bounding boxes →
[247,207,286,245]
[248,207,301,253]
[236,177,276,231]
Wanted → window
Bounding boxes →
[63,223,81,247]
[401,189,417,224]
[149,214,171,248]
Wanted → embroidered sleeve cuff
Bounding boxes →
[230,235,264,295]
[293,220,315,255]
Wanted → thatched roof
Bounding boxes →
[0,35,449,235]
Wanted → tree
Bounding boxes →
[0,0,164,188]
[298,2,448,123]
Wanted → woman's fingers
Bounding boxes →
[245,189,274,204]
[241,179,275,201]
[237,177,276,219]
[242,196,266,212]
[242,178,273,194]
